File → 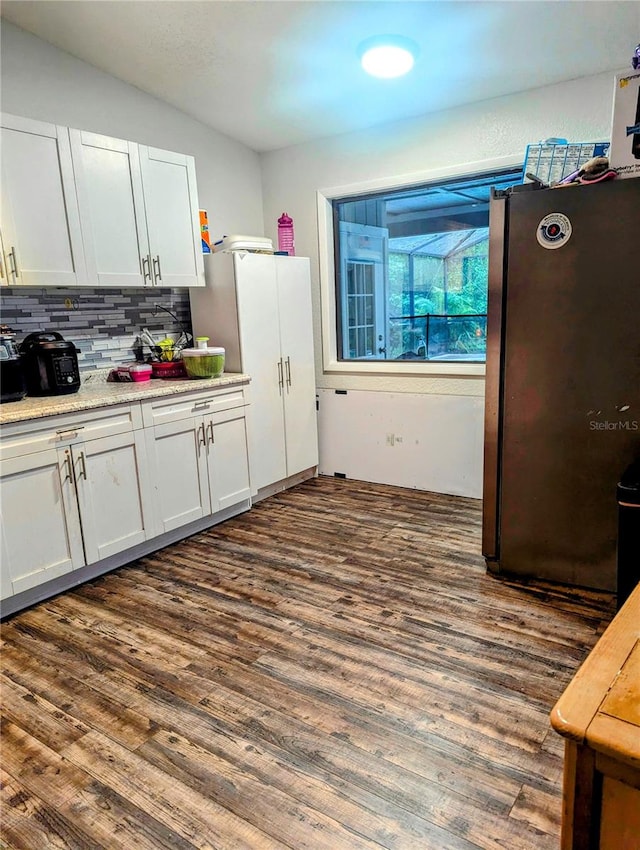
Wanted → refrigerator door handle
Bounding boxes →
[482,194,508,563]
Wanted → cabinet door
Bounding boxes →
[72,431,154,565]
[234,253,288,492]
[138,145,204,287]
[0,114,87,286]
[205,411,251,513]
[70,130,150,287]
[0,518,13,599]
[0,448,84,598]
[145,416,211,534]
[276,257,319,477]
[0,228,8,286]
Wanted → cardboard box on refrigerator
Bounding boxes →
[610,70,640,178]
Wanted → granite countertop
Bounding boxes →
[0,371,251,426]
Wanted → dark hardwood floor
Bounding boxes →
[1,476,615,849]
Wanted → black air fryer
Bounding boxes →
[20,331,81,396]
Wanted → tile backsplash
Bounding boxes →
[0,287,193,371]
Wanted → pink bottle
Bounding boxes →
[277,213,295,256]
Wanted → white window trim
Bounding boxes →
[317,154,522,377]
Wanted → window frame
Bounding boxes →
[317,154,522,377]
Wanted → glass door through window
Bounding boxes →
[339,221,388,359]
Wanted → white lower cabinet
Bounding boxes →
[0,446,85,597]
[0,384,251,605]
[0,415,153,600]
[70,430,154,564]
[143,391,251,535]
[148,416,211,533]
[206,410,252,513]
[0,405,145,600]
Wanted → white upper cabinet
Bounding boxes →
[71,134,205,288]
[139,145,204,288]
[1,112,205,289]
[0,114,87,287]
[70,130,149,287]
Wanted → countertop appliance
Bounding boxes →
[20,331,81,396]
[482,178,640,591]
[0,325,27,403]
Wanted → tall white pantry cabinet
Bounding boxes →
[191,252,318,497]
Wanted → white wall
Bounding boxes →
[318,389,485,498]
[260,72,617,495]
[0,21,264,244]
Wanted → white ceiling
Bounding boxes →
[2,1,638,152]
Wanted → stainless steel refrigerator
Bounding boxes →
[482,177,640,591]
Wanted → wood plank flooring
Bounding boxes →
[1,476,615,850]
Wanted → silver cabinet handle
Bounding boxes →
[153,255,162,283]
[197,422,206,452]
[285,356,291,389]
[7,247,19,280]
[207,421,214,445]
[0,252,4,280]
[277,358,284,394]
[63,450,74,483]
[56,427,82,441]
[77,451,87,481]
[193,401,211,411]
[142,254,152,285]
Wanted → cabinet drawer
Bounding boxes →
[0,404,142,460]
[141,385,248,428]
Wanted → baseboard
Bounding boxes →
[253,467,318,503]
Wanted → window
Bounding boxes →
[333,168,521,363]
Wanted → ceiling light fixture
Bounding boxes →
[359,36,418,79]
